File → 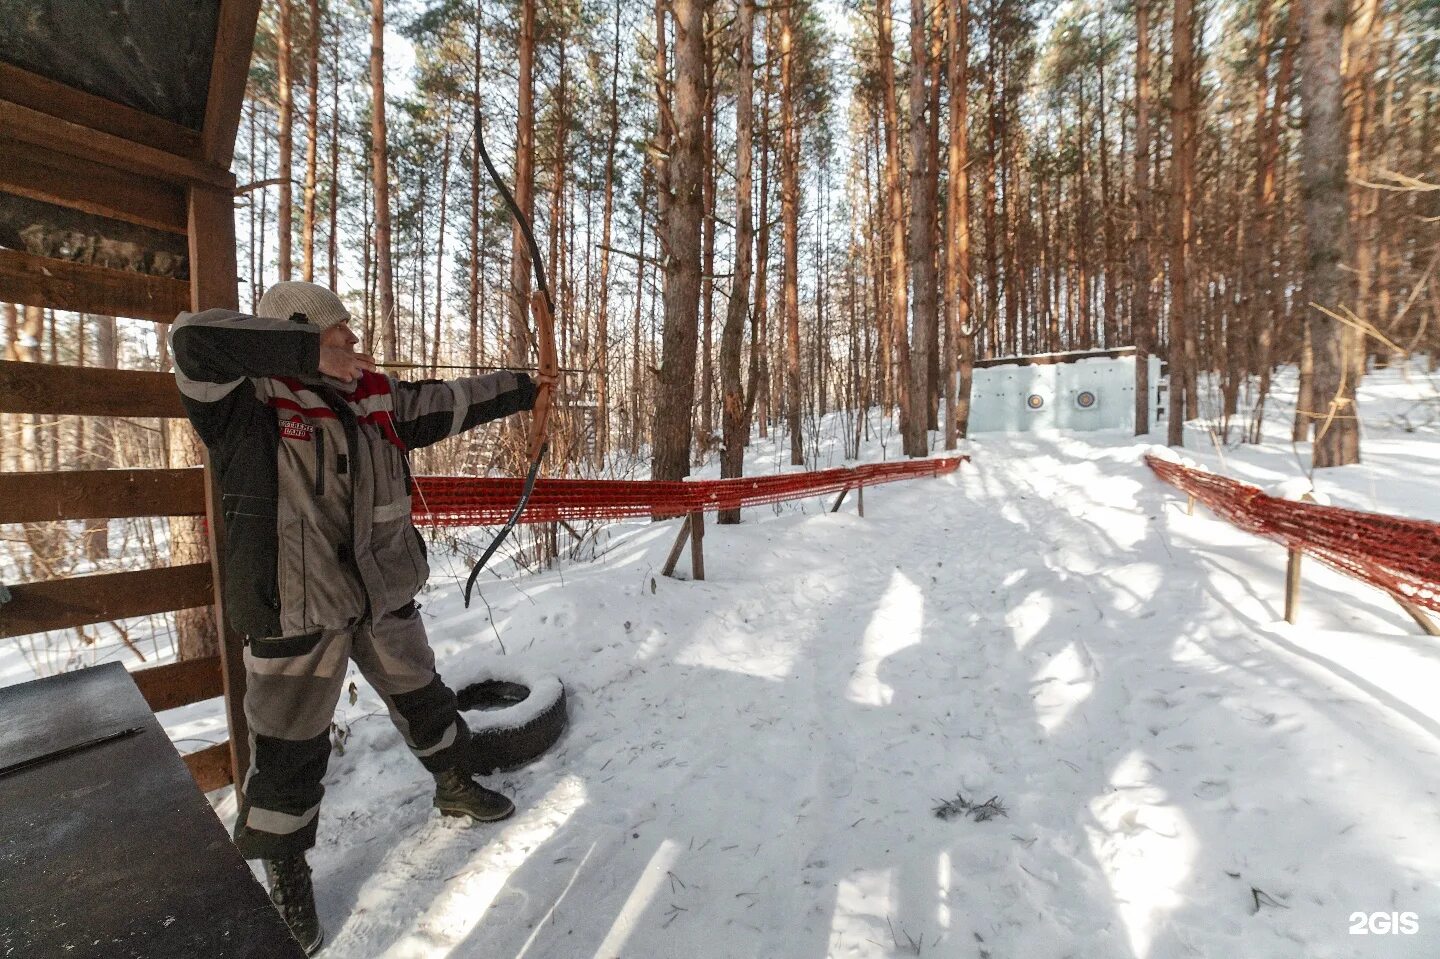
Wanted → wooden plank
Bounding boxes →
[0,248,191,323]
[132,656,223,713]
[0,468,205,524]
[0,137,189,235]
[0,361,185,419]
[182,741,236,793]
[0,564,213,639]
[0,100,233,191]
[201,0,265,168]
[0,63,203,159]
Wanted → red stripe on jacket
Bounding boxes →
[268,373,407,451]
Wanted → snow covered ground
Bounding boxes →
[209,362,1440,957]
[6,361,1440,957]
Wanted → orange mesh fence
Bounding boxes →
[413,457,966,528]
[1145,454,1440,612]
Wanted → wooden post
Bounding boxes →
[858,484,864,518]
[191,0,263,796]
[1282,492,1314,628]
[1284,547,1303,624]
[189,181,250,796]
[689,511,705,581]
[1394,596,1440,637]
[662,511,707,580]
[203,458,249,795]
[662,516,693,578]
[830,486,850,513]
[1186,493,1195,516]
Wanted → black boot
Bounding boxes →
[433,768,516,822]
[265,853,324,956]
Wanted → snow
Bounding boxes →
[8,360,1440,956]
[452,661,565,733]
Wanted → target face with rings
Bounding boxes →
[1026,393,1045,410]
[1075,390,1097,410]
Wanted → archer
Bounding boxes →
[169,280,550,954]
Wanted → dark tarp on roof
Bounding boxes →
[0,0,221,131]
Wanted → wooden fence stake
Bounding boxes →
[1394,596,1440,637]
[689,511,705,581]
[1187,494,1196,516]
[858,484,864,518]
[1282,491,1315,626]
[662,516,692,578]
[1284,547,1303,624]
[831,486,851,513]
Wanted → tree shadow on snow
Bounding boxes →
[312,446,1440,959]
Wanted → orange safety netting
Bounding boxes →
[413,457,966,528]
[1145,454,1440,612]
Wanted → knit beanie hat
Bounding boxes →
[257,281,351,332]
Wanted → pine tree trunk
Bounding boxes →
[248,105,260,310]
[720,0,757,523]
[371,0,397,360]
[926,3,944,425]
[302,0,320,282]
[945,0,974,447]
[1299,0,1359,465]
[84,314,117,560]
[470,0,483,372]
[631,179,648,456]
[754,48,773,441]
[653,0,705,481]
[596,0,622,465]
[327,13,341,292]
[1097,34,1117,349]
[432,111,453,376]
[699,8,717,464]
[905,0,936,456]
[1133,0,1153,436]
[982,13,1000,357]
[780,3,804,466]
[508,0,537,370]
[1167,0,1196,447]
[277,0,295,283]
[877,0,917,452]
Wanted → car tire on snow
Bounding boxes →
[456,669,568,775]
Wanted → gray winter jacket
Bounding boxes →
[170,308,536,641]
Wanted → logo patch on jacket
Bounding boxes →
[281,417,314,441]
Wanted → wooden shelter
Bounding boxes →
[0,0,264,794]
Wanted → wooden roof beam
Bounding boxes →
[202,0,264,169]
[0,138,188,235]
[0,63,203,160]
[0,100,233,191]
